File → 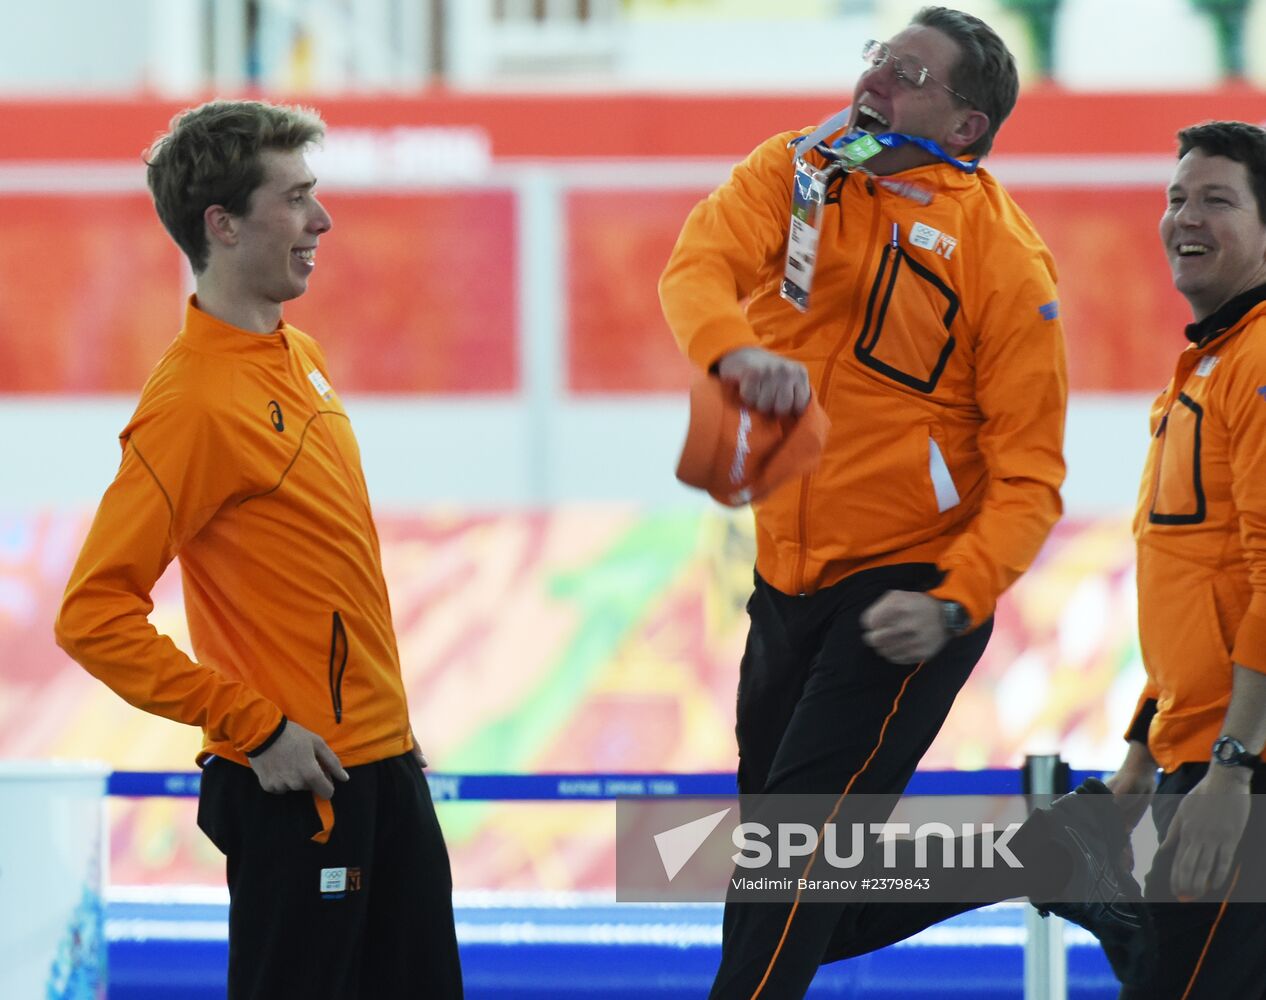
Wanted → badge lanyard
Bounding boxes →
[779,107,977,312]
[781,132,883,312]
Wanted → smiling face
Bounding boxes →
[1161,149,1266,322]
[849,25,980,166]
[226,148,332,308]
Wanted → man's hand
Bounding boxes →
[1162,767,1251,901]
[249,721,349,800]
[1104,741,1158,873]
[860,591,950,664]
[1104,741,1158,831]
[716,347,811,418]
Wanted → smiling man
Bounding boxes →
[1104,120,1266,999]
[55,101,463,999]
[660,7,1076,998]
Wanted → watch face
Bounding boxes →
[1214,737,1249,765]
[942,601,968,634]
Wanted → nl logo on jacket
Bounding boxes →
[908,221,957,260]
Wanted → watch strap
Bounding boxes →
[940,600,970,637]
[1213,735,1258,769]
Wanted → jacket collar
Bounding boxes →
[179,295,291,356]
[1185,283,1266,347]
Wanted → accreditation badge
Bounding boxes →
[781,161,829,312]
[781,132,882,312]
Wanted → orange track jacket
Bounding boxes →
[660,131,1068,623]
[1130,297,1266,770]
[56,298,413,769]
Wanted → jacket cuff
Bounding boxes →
[245,716,288,758]
[682,320,762,375]
[926,572,991,632]
[1125,698,1157,744]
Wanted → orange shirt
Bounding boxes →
[55,298,413,768]
[660,131,1067,623]
[1131,297,1266,770]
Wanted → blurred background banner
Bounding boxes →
[7,86,1260,398]
[2,506,1138,890]
[3,0,1264,894]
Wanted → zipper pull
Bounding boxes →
[891,222,899,250]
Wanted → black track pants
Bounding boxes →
[710,565,995,1000]
[1117,762,1266,1000]
[198,752,464,1000]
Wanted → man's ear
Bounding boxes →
[204,205,238,248]
[947,109,990,157]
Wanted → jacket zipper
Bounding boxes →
[792,177,884,594]
[295,351,397,621]
[328,611,348,724]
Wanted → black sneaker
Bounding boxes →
[1031,777,1155,986]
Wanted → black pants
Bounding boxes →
[1119,762,1266,1000]
[710,565,995,999]
[198,752,463,1000]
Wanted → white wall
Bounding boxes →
[0,393,1151,516]
[0,0,1254,96]
[0,0,155,94]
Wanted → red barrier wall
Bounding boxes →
[284,192,519,393]
[0,194,183,392]
[0,91,1244,394]
[3,88,1263,159]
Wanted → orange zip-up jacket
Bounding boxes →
[55,298,413,769]
[1129,295,1266,770]
[660,131,1067,622]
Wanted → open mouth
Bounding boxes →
[292,247,316,265]
[854,103,891,133]
[1176,244,1210,257]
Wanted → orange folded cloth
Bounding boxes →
[675,374,830,507]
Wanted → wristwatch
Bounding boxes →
[1212,735,1258,770]
[939,600,971,637]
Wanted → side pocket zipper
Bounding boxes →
[328,611,348,724]
[928,436,961,513]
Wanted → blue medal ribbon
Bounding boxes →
[790,109,978,174]
[832,130,978,173]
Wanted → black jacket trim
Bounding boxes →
[1126,699,1157,745]
[1148,393,1206,525]
[854,245,959,394]
[246,716,288,758]
[1185,282,1266,346]
[329,611,348,724]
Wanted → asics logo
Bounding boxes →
[1066,827,1119,893]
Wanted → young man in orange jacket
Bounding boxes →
[659,7,1108,997]
[1104,120,1266,999]
[55,101,462,999]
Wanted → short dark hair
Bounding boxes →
[1177,121,1266,225]
[911,6,1018,158]
[145,100,325,274]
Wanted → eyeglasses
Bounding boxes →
[861,39,973,106]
